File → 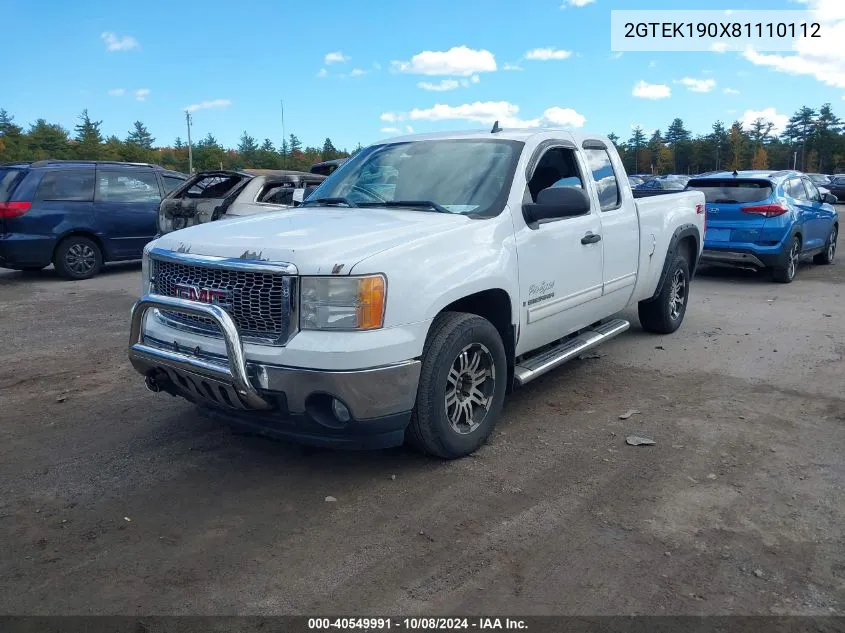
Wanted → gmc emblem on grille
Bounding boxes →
[173,283,231,306]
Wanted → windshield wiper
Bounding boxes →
[301,197,358,208]
[360,200,452,214]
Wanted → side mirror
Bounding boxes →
[822,192,838,205]
[523,186,591,224]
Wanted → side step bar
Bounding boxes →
[513,319,630,386]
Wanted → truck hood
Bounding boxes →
[151,206,473,275]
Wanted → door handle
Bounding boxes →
[581,232,602,245]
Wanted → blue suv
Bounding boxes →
[687,170,839,283]
[0,160,188,279]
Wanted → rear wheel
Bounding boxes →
[772,237,800,283]
[54,236,103,280]
[813,225,837,265]
[407,312,507,459]
[638,252,690,334]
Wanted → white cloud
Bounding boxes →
[723,87,740,94]
[380,127,400,134]
[372,62,382,71]
[648,60,657,68]
[503,63,523,71]
[741,0,845,88]
[405,125,414,133]
[349,68,366,77]
[524,48,572,61]
[560,0,595,6]
[632,80,671,99]
[185,99,232,113]
[711,42,729,53]
[391,45,496,76]
[741,107,789,135]
[418,79,461,91]
[316,68,328,78]
[381,101,586,129]
[610,52,624,60]
[107,88,125,97]
[470,74,480,84]
[134,88,150,101]
[324,51,349,64]
[677,77,716,92]
[101,32,139,52]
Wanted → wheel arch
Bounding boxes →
[429,288,516,391]
[651,224,700,300]
[53,230,108,263]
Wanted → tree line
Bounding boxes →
[1,103,843,176]
[0,108,356,173]
[612,103,844,176]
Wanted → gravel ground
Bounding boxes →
[0,245,843,616]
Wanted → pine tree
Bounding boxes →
[74,109,104,159]
[627,126,646,173]
[322,137,337,160]
[288,133,302,156]
[126,121,155,149]
[237,131,258,167]
[782,106,817,171]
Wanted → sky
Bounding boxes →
[3,0,844,151]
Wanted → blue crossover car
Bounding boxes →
[0,160,188,279]
[687,170,839,283]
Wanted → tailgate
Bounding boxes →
[686,178,773,244]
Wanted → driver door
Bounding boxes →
[514,144,604,355]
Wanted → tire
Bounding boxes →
[54,236,103,280]
[638,252,690,334]
[772,236,800,283]
[813,225,837,265]
[407,312,507,459]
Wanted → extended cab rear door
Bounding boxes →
[581,140,638,311]
[514,141,604,355]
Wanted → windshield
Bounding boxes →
[808,174,829,185]
[304,139,523,216]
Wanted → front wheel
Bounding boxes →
[638,252,690,334]
[407,312,507,459]
[772,236,801,283]
[813,225,837,265]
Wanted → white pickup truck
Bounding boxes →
[128,127,706,458]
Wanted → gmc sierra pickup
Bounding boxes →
[128,126,706,458]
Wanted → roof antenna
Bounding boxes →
[491,120,501,134]
[732,169,738,177]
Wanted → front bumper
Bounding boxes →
[129,293,421,448]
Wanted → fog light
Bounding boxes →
[332,398,351,423]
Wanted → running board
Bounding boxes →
[513,319,630,386]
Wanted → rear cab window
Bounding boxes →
[583,147,620,211]
[183,174,246,199]
[686,179,773,204]
[34,170,95,201]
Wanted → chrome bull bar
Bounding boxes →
[128,293,273,410]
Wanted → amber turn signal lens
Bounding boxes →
[356,275,386,330]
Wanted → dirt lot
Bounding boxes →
[1,249,843,616]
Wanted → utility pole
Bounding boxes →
[185,111,194,174]
[280,100,286,169]
[793,151,797,170]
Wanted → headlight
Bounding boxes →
[300,275,386,330]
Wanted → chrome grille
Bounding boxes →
[150,255,296,345]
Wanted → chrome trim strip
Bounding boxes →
[129,293,273,410]
[148,247,298,275]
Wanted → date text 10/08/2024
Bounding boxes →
[308,618,528,630]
